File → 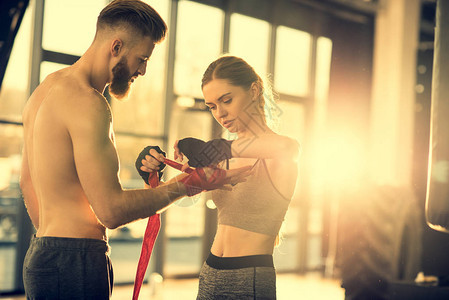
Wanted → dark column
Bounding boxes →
[425,0,449,234]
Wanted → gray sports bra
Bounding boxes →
[211,159,291,236]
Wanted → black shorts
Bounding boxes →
[23,235,113,300]
[197,252,276,299]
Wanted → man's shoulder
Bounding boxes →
[50,76,103,102]
[42,73,109,113]
[38,71,112,129]
[64,84,108,109]
[64,86,111,124]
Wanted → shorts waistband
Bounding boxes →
[30,235,110,253]
[206,252,274,270]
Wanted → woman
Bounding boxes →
[138,56,299,299]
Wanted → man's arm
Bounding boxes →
[69,93,187,229]
[19,143,39,229]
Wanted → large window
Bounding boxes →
[0,2,33,292]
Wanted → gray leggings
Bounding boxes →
[23,235,113,300]
[197,253,276,300]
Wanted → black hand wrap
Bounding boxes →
[177,138,206,160]
[135,146,166,183]
[178,137,233,168]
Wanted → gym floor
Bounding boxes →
[1,272,344,299]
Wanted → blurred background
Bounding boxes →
[1,0,449,299]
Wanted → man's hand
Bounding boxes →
[135,146,166,183]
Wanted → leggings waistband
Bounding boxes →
[206,252,274,270]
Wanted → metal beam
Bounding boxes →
[28,0,44,94]
[42,50,79,65]
[156,0,180,278]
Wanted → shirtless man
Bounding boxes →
[19,1,250,298]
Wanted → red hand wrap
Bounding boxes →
[179,167,227,196]
[132,172,160,300]
[132,160,224,299]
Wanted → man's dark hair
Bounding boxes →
[97,0,167,43]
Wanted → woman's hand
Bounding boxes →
[173,139,184,162]
[174,137,232,168]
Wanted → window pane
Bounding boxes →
[110,52,166,136]
[42,0,106,56]
[273,100,305,271]
[111,0,170,136]
[273,204,300,271]
[229,14,269,78]
[274,26,311,97]
[276,100,304,207]
[0,4,33,120]
[40,61,68,82]
[315,37,332,115]
[164,108,213,276]
[0,124,23,291]
[174,1,223,98]
[273,233,298,271]
[310,37,333,202]
[307,234,323,269]
[165,200,205,275]
[277,100,305,148]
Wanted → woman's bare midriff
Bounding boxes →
[210,224,276,257]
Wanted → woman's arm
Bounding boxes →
[175,134,300,166]
[232,134,299,161]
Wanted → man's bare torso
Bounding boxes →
[23,67,109,241]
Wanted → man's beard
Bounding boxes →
[109,56,132,100]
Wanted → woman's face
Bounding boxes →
[202,78,257,134]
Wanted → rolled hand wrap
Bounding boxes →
[135,146,166,183]
[178,137,233,167]
[179,167,227,196]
